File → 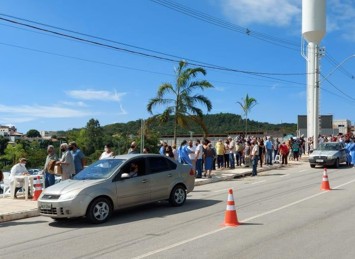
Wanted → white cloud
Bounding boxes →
[0,104,93,119]
[66,89,126,102]
[327,0,355,41]
[61,101,88,107]
[221,0,301,27]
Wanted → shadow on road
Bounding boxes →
[48,198,220,228]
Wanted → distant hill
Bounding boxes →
[102,113,296,137]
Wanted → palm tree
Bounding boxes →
[147,60,213,144]
[237,94,257,135]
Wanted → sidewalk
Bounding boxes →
[0,158,306,223]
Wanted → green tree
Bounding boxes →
[26,129,41,138]
[237,94,257,135]
[3,143,27,165]
[85,118,103,155]
[147,60,213,144]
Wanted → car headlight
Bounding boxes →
[58,191,78,201]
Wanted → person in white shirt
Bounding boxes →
[99,144,114,160]
[187,140,196,172]
[195,139,203,178]
[9,158,31,198]
[251,140,259,176]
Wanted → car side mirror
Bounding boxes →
[121,173,130,179]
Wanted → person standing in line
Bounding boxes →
[251,141,259,176]
[243,141,251,167]
[178,140,193,167]
[279,142,289,165]
[203,143,215,178]
[195,139,203,178]
[128,141,139,154]
[265,136,273,165]
[69,142,85,177]
[224,139,230,168]
[9,158,31,198]
[99,144,114,159]
[159,141,167,155]
[172,144,178,161]
[57,143,75,181]
[43,145,58,188]
[273,138,280,161]
[228,136,235,169]
[215,139,224,169]
[165,145,175,158]
[187,140,196,173]
[258,138,265,167]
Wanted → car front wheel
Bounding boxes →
[169,185,186,207]
[334,158,340,168]
[86,197,112,224]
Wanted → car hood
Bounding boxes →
[43,179,105,195]
[310,150,337,157]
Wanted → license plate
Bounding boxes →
[40,203,52,210]
[316,159,324,162]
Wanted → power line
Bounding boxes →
[150,0,299,51]
[0,15,306,78]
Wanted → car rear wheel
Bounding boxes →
[169,185,186,207]
[86,197,112,224]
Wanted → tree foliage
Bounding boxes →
[147,60,213,144]
[237,94,257,135]
[26,129,41,138]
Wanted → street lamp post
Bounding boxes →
[189,131,194,140]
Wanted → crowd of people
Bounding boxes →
[2,133,354,197]
[156,133,355,178]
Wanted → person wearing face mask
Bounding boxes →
[9,158,31,198]
[43,145,58,188]
[57,143,75,180]
[69,141,85,176]
[99,144,114,159]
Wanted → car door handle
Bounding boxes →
[141,179,148,183]
[168,174,172,177]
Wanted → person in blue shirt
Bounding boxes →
[177,140,193,167]
[264,136,273,165]
[69,142,85,177]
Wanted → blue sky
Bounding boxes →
[0,0,354,134]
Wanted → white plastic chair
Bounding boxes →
[1,172,11,198]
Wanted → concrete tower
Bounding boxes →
[302,0,326,149]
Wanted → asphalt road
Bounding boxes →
[2,162,355,259]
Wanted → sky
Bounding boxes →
[0,0,354,134]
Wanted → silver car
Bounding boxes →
[309,142,347,168]
[38,154,195,224]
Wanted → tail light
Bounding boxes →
[189,169,195,176]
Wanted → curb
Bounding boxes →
[0,209,40,223]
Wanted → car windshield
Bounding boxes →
[316,143,339,151]
[74,159,126,180]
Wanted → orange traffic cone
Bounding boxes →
[223,189,240,227]
[32,175,43,201]
[321,168,331,191]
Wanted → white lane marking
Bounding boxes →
[132,227,228,259]
[134,178,355,259]
[251,180,266,185]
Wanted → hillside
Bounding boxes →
[103,113,297,137]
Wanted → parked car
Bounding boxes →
[38,154,195,224]
[309,142,347,168]
[28,169,42,175]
